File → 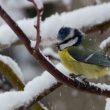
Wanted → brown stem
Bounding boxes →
[1,4,110,110]
[28,0,43,49]
[35,11,41,49]
[0,6,31,48]
[0,2,110,98]
[26,82,62,109]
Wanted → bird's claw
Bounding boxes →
[69,73,82,79]
[82,78,89,85]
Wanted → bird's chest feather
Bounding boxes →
[58,48,80,72]
[58,48,108,78]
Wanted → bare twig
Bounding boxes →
[0,1,110,98]
[28,0,43,49]
[1,4,110,110]
[1,15,110,50]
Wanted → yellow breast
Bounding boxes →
[58,48,108,78]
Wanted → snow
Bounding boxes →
[105,98,110,110]
[41,3,110,41]
[1,3,110,49]
[31,40,36,48]
[34,0,43,10]
[38,102,49,110]
[100,37,110,50]
[0,55,24,83]
[0,63,69,110]
[0,60,109,110]
[0,18,36,48]
[42,47,59,59]
[90,83,110,91]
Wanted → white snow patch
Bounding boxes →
[0,55,24,83]
[105,98,110,110]
[42,48,59,59]
[30,40,36,48]
[0,18,36,46]
[0,63,69,110]
[90,83,110,91]
[100,37,110,50]
[1,3,110,48]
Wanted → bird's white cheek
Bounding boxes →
[60,37,78,50]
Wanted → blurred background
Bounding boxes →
[0,0,110,110]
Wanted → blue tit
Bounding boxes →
[57,27,110,78]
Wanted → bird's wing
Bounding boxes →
[68,47,110,67]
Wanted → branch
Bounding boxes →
[0,6,32,52]
[0,0,110,98]
[0,64,110,110]
[28,0,43,49]
[1,3,110,49]
[1,3,110,110]
[0,55,24,90]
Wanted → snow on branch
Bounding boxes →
[2,4,110,109]
[0,63,110,110]
[100,36,110,52]
[0,55,24,90]
[42,47,59,60]
[105,98,110,110]
[1,3,110,49]
[0,63,64,110]
[0,18,35,49]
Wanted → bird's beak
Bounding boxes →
[55,42,61,50]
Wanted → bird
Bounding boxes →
[57,27,110,78]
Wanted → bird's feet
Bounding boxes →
[82,78,89,85]
[69,73,89,86]
[69,73,82,79]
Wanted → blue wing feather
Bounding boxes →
[68,47,110,67]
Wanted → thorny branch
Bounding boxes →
[0,2,110,110]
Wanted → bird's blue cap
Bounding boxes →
[57,27,71,40]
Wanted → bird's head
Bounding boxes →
[57,27,84,50]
